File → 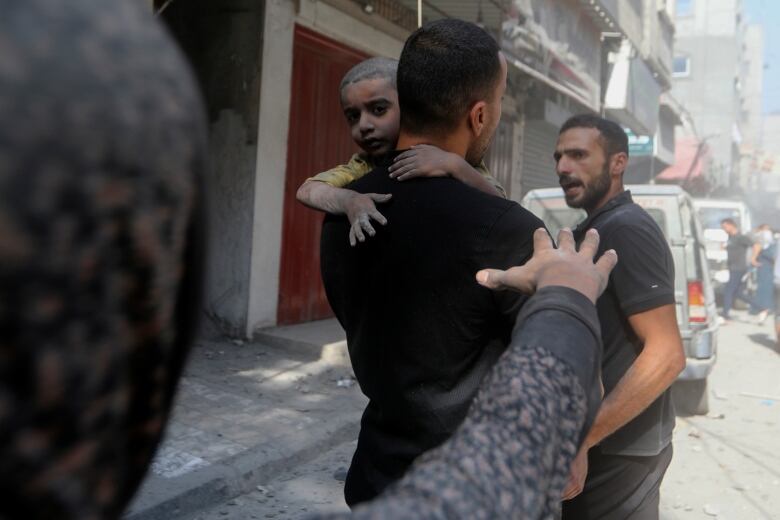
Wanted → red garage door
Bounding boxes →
[277,26,369,325]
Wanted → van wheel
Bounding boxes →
[672,379,710,416]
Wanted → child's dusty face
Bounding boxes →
[341,78,400,157]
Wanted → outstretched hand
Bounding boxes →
[476,228,617,304]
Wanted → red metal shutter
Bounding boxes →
[277,26,369,325]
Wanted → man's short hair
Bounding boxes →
[339,57,398,95]
[397,19,501,135]
[560,114,629,159]
[721,218,737,227]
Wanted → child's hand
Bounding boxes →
[344,192,392,247]
[388,144,462,181]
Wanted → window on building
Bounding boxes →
[673,56,691,77]
[676,0,693,17]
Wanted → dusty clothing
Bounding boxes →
[308,152,507,197]
[317,286,603,520]
[320,151,542,505]
[0,1,207,518]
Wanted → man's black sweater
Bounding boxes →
[320,152,544,505]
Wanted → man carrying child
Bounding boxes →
[310,20,544,506]
[296,57,506,245]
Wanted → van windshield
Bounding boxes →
[524,199,586,237]
[525,198,667,238]
[697,207,741,230]
[644,209,667,236]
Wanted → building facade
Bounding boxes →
[153,0,677,334]
[739,23,764,191]
[671,0,747,189]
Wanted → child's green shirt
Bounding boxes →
[307,153,507,198]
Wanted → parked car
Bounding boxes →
[521,185,719,414]
[691,198,753,294]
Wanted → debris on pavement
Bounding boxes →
[336,377,356,388]
[713,389,729,400]
[739,391,780,401]
[703,503,720,516]
[333,467,348,482]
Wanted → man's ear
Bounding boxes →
[468,101,487,137]
[610,152,628,177]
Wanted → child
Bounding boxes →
[296,57,506,246]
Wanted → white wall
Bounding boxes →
[247,0,297,335]
[675,0,740,37]
[246,0,406,335]
[297,0,405,58]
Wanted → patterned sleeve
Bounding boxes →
[318,289,601,520]
[307,154,373,187]
[475,161,507,198]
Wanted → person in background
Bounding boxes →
[750,223,775,324]
[296,57,505,247]
[774,234,780,347]
[0,1,207,518]
[721,218,757,322]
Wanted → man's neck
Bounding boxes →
[585,184,625,216]
[396,130,469,158]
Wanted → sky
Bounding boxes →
[744,0,780,114]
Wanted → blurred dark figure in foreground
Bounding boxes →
[0,1,207,519]
[319,228,613,519]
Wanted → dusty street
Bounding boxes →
[660,312,780,520]
[182,439,354,519]
[183,311,779,520]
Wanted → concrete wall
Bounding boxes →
[761,114,780,156]
[675,0,739,37]
[672,0,749,187]
[246,0,296,335]
[742,24,763,147]
[161,0,265,337]
[672,34,740,185]
[245,0,405,335]
[297,0,405,58]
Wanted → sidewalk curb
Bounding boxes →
[125,420,360,520]
[253,319,348,365]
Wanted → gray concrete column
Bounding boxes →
[247,0,296,336]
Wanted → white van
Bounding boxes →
[691,199,753,291]
[522,185,719,414]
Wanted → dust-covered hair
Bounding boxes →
[339,57,398,95]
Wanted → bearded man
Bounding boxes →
[555,115,685,520]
